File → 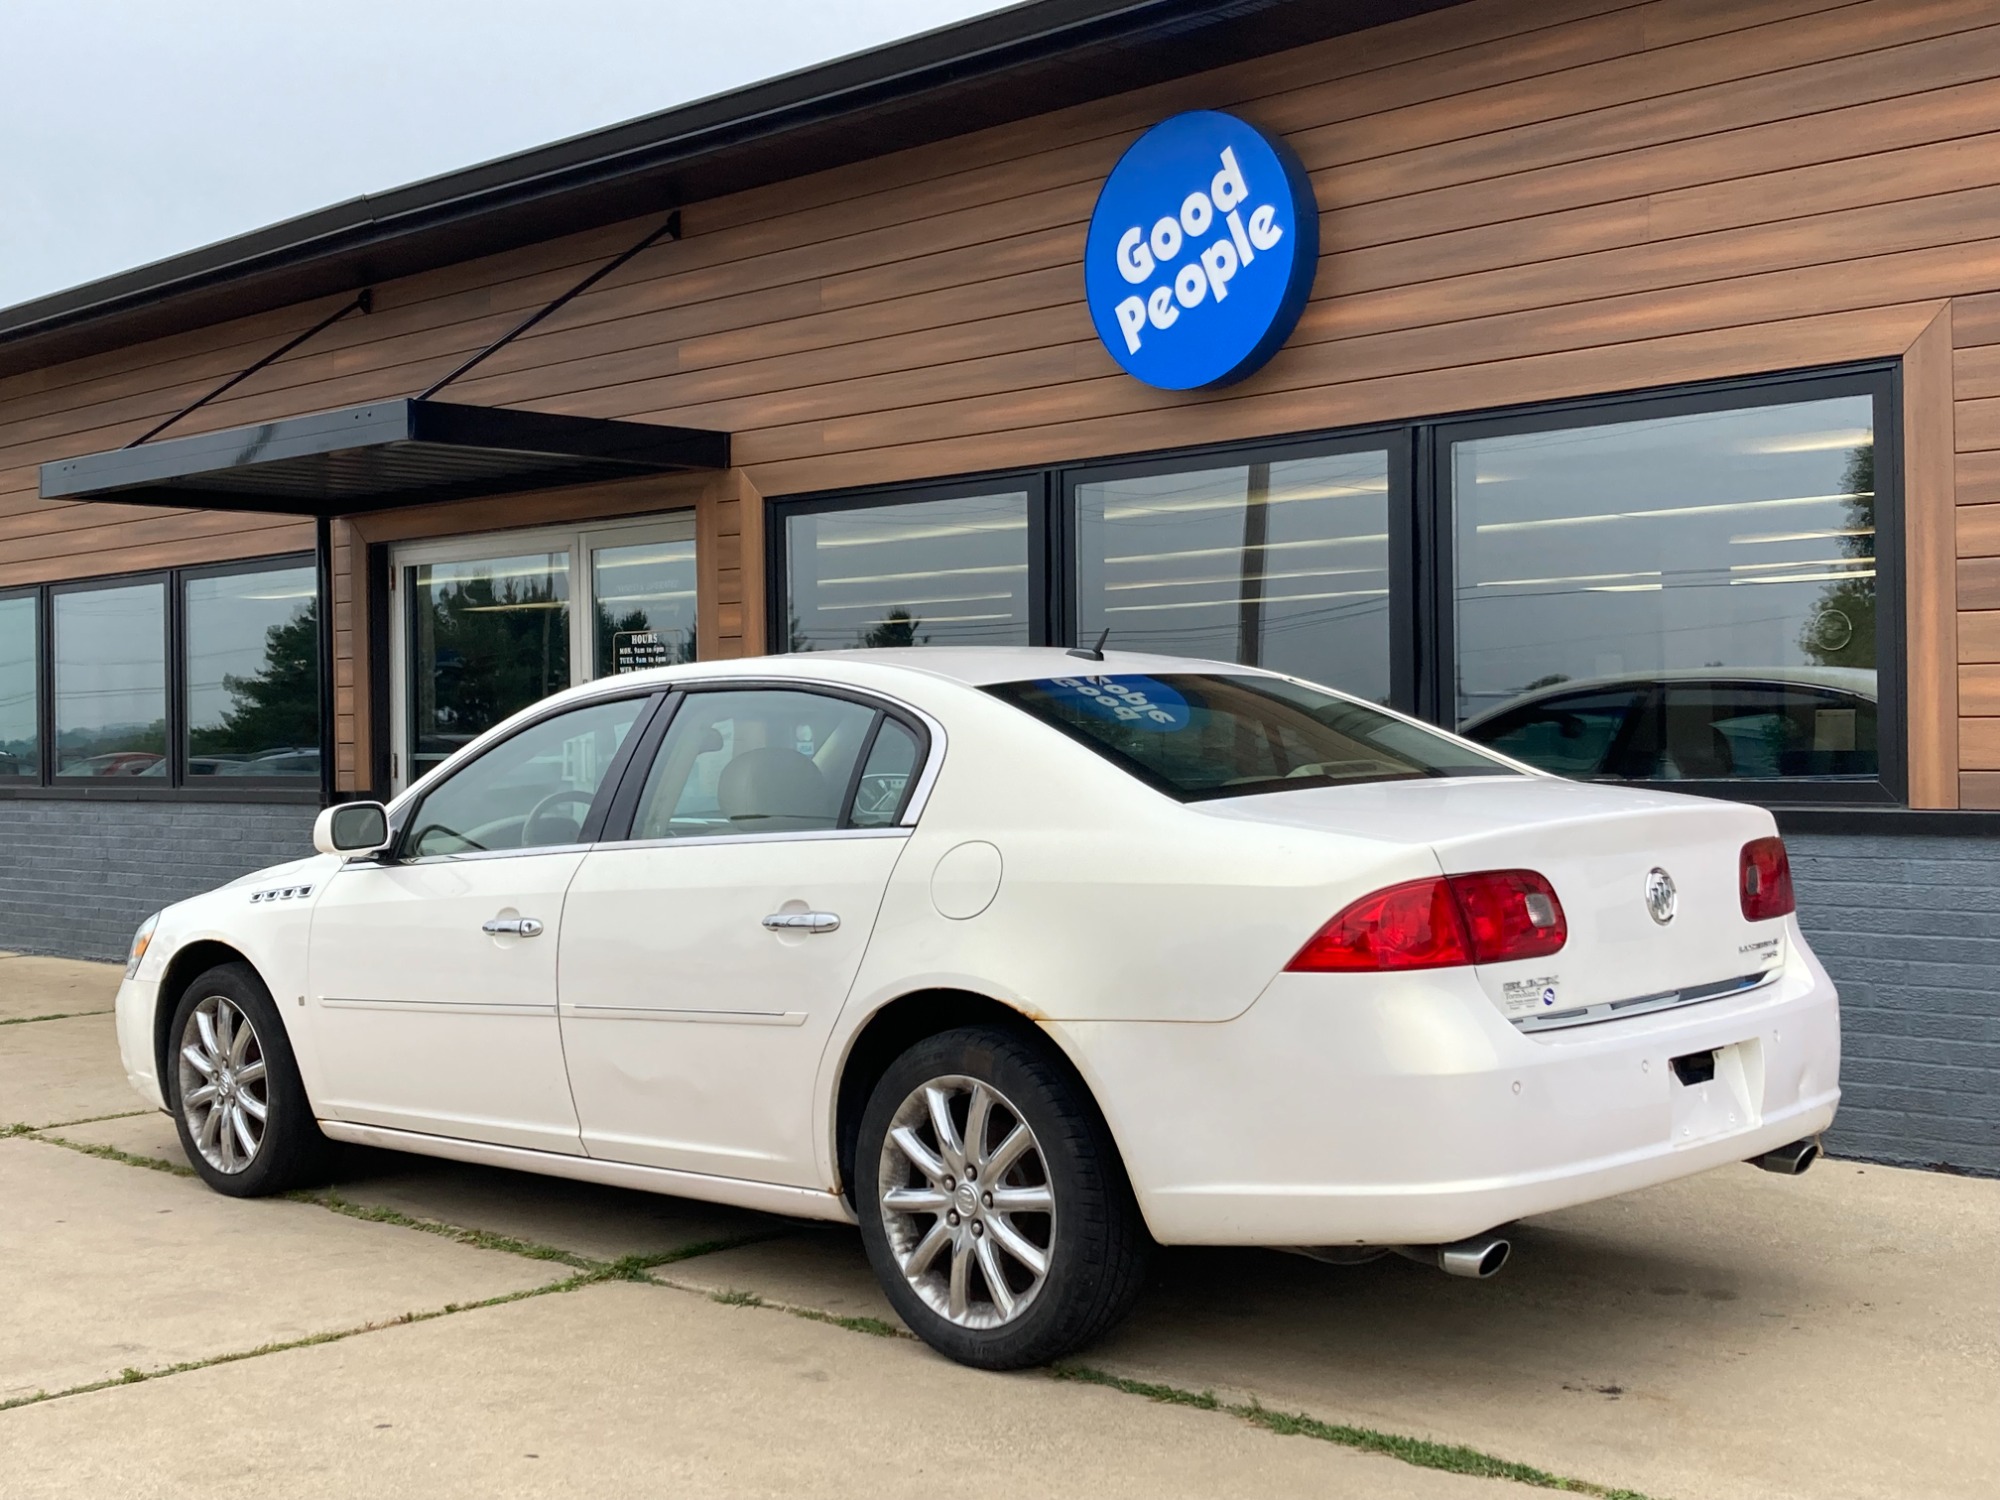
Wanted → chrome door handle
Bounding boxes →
[483,917,544,937]
[762,911,841,934]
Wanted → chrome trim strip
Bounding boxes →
[1513,970,1779,1034]
[318,996,558,1017]
[564,1004,809,1027]
[607,825,912,854]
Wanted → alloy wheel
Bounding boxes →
[876,1074,1055,1329]
[177,993,269,1174]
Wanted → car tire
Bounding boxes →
[166,961,332,1197]
[856,1023,1151,1369]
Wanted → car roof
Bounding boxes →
[591,646,1275,694]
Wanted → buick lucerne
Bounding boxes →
[114,649,1840,1368]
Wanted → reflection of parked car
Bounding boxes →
[65,751,164,776]
[217,748,319,777]
[1461,668,1877,781]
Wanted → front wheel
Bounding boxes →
[168,962,332,1197]
[856,1024,1150,1368]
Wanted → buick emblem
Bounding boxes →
[1645,868,1678,925]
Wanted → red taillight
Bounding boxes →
[1740,836,1795,922]
[1448,870,1569,964]
[1286,870,1566,973]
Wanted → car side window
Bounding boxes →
[1464,690,1641,777]
[1649,683,1878,780]
[630,689,879,839]
[403,697,644,858]
[850,718,921,827]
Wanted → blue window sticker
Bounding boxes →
[1043,675,1191,731]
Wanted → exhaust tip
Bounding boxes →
[1750,1138,1820,1176]
[1438,1235,1511,1279]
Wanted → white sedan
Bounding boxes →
[114,649,1840,1368]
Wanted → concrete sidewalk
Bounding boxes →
[3,953,1994,1499]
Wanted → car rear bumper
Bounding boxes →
[1062,931,1841,1246]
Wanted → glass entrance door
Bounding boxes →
[391,515,696,790]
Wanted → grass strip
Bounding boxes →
[694,1283,910,1341]
[29,1131,196,1178]
[0,1009,115,1026]
[288,1189,599,1271]
[40,1108,153,1128]
[1050,1365,1658,1500]
[0,1275,593,1414]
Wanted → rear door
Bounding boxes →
[557,687,926,1185]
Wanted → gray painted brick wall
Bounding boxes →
[0,801,318,962]
[0,804,1991,1175]
[1788,830,2000,1178]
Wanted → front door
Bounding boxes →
[306,693,650,1152]
[558,687,926,1185]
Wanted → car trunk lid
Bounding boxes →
[1199,776,1786,1024]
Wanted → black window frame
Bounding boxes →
[768,360,1903,809]
[1060,425,1416,714]
[0,552,324,802]
[0,582,45,785]
[1426,364,1902,806]
[769,470,1056,651]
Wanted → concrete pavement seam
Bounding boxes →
[1048,1365,1661,1500]
[0,1275,597,1416]
[0,1009,115,1026]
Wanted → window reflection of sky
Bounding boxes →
[1452,397,1876,723]
[1076,452,1392,704]
[787,493,1032,649]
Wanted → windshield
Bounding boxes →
[987,673,1518,801]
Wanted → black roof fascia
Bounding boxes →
[37,399,729,517]
[0,0,1462,379]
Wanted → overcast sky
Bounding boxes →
[0,0,1008,312]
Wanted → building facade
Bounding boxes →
[2,0,1996,1172]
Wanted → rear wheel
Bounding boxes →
[168,962,332,1197]
[856,1024,1150,1368]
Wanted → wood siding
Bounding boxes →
[7,0,2000,799]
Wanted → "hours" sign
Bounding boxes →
[1084,110,1319,391]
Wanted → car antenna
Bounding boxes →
[1066,627,1111,662]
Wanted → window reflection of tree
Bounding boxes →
[1800,442,1875,671]
[422,574,569,751]
[194,601,318,760]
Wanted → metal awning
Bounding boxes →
[39,398,729,516]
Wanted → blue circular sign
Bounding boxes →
[1084,111,1319,391]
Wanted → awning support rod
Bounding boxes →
[125,289,373,448]
[415,210,680,401]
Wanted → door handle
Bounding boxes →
[482,917,545,938]
[762,911,841,935]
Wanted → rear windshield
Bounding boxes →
[987,673,1518,802]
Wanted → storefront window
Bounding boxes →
[54,581,167,777]
[410,553,570,779]
[593,537,697,674]
[1073,449,1392,703]
[1450,394,1879,782]
[185,564,320,778]
[0,594,36,779]
[784,490,1032,651]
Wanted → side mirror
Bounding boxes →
[314,801,391,857]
